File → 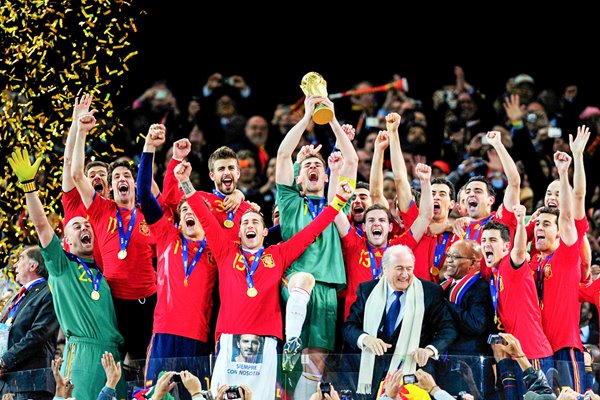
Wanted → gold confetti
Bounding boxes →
[0,0,143,264]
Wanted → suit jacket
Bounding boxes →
[343,278,457,397]
[443,277,495,356]
[0,281,58,394]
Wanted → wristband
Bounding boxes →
[514,354,527,359]
[20,179,37,193]
[330,194,347,212]
[511,121,524,129]
[428,385,439,394]
[191,392,202,399]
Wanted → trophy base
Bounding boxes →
[312,105,333,125]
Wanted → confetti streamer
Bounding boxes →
[0,0,144,265]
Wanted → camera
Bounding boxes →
[526,112,538,124]
[548,127,562,138]
[223,386,244,399]
[224,76,236,86]
[457,390,468,400]
[320,382,331,395]
[170,372,182,383]
[403,374,418,384]
[339,389,353,400]
[487,334,504,345]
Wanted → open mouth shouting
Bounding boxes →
[221,176,234,192]
[483,249,495,265]
[80,231,92,245]
[535,232,546,247]
[185,215,196,228]
[92,178,104,193]
[433,202,441,216]
[308,171,319,182]
[467,197,478,214]
[117,181,130,196]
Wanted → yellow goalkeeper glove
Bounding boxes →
[7,148,43,192]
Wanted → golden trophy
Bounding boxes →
[299,72,334,125]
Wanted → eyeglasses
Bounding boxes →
[445,253,471,261]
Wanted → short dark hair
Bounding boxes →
[298,153,326,167]
[356,181,370,191]
[363,203,393,223]
[84,160,108,176]
[242,209,266,228]
[466,176,496,197]
[482,220,510,242]
[431,178,456,201]
[538,207,560,228]
[24,246,48,280]
[108,160,136,186]
[208,146,239,172]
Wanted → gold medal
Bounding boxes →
[118,250,127,260]
[430,266,440,277]
[91,290,100,301]
[247,287,258,297]
[184,278,188,287]
[224,219,234,229]
[5,317,12,326]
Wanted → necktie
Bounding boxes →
[385,291,403,338]
[13,286,27,304]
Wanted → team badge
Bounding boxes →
[544,264,553,279]
[139,220,151,236]
[261,254,275,268]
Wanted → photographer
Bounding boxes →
[493,333,555,400]
[377,369,462,400]
[148,370,226,400]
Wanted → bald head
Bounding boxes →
[445,240,481,280]
[65,217,95,257]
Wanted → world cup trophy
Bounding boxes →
[299,72,333,125]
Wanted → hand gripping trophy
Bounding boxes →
[300,72,334,125]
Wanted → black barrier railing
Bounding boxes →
[1,354,597,399]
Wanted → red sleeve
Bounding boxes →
[149,214,179,251]
[388,230,418,249]
[399,201,418,231]
[62,189,86,224]
[579,279,600,306]
[162,158,185,214]
[275,205,339,267]
[187,192,234,264]
[525,217,535,244]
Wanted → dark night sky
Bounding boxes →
[122,3,600,119]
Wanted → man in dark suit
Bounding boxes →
[343,244,457,399]
[0,246,59,399]
[439,239,495,398]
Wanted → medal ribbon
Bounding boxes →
[305,196,326,220]
[465,214,494,241]
[367,243,388,280]
[535,252,555,308]
[212,189,235,226]
[433,233,451,268]
[240,247,265,291]
[73,255,103,293]
[116,206,137,254]
[489,268,502,328]
[182,236,206,282]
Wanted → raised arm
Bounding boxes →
[486,130,520,211]
[369,130,390,207]
[329,151,351,237]
[554,151,577,246]
[71,111,97,208]
[325,98,358,182]
[276,95,324,186]
[407,163,433,242]
[510,204,528,267]
[570,125,590,221]
[387,112,412,212]
[138,124,166,224]
[62,94,92,192]
[327,123,356,199]
[8,149,53,247]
